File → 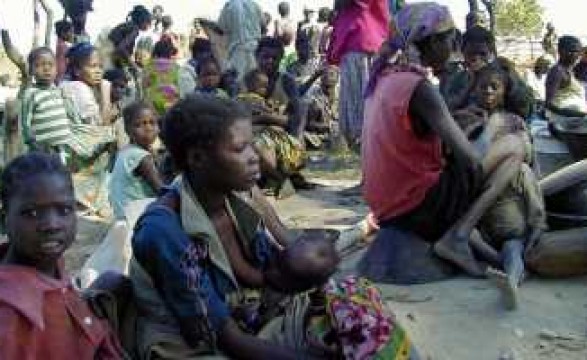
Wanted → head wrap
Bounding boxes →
[66,41,95,60]
[366,2,455,97]
[65,41,95,79]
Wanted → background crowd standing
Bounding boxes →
[1,0,587,359]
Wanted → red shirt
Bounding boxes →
[362,70,442,222]
[0,250,124,359]
[327,0,390,64]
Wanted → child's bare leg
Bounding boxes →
[539,159,587,196]
[487,239,525,310]
[435,135,525,276]
[469,229,500,266]
[287,99,310,141]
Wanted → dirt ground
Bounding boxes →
[66,152,587,360]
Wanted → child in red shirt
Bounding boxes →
[0,152,124,359]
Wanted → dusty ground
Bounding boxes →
[66,151,587,360]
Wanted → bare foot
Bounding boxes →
[434,233,484,277]
[486,267,518,311]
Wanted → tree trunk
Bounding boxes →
[39,0,54,47]
[468,0,479,12]
[33,0,40,48]
[481,0,496,34]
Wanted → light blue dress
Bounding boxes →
[109,144,156,219]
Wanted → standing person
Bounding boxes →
[60,0,94,43]
[362,2,527,277]
[328,0,389,150]
[60,42,117,216]
[542,23,558,61]
[545,36,587,122]
[317,7,334,61]
[143,39,181,116]
[217,0,264,81]
[297,8,321,64]
[55,20,74,83]
[274,2,295,48]
[160,15,180,57]
[108,5,153,70]
[0,152,125,359]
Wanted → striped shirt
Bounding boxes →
[20,86,74,147]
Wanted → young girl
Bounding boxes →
[61,42,116,126]
[60,42,117,216]
[458,63,547,309]
[109,101,163,220]
[0,152,124,358]
[194,55,228,97]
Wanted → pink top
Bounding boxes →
[362,70,443,222]
[327,0,390,65]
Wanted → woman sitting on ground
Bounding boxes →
[253,37,314,190]
[362,3,528,277]
[129,94,342,359]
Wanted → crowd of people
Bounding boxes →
[1,0,587,359]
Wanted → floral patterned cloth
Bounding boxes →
[144,58,181,115]
[313,276,419,360]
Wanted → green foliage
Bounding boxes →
[494,0,544,37]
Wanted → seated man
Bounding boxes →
[545,35,587,124]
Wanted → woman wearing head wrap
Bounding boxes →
[108,5,153,67]
[362,2,527,278]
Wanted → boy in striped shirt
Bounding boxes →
[20,47,79,159]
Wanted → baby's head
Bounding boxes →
[196,56,222,90]
[123,101,159,150]
[28,47,57,86]
[244,69,269,97]
[2,152,76,276]
[275,235,339,293]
